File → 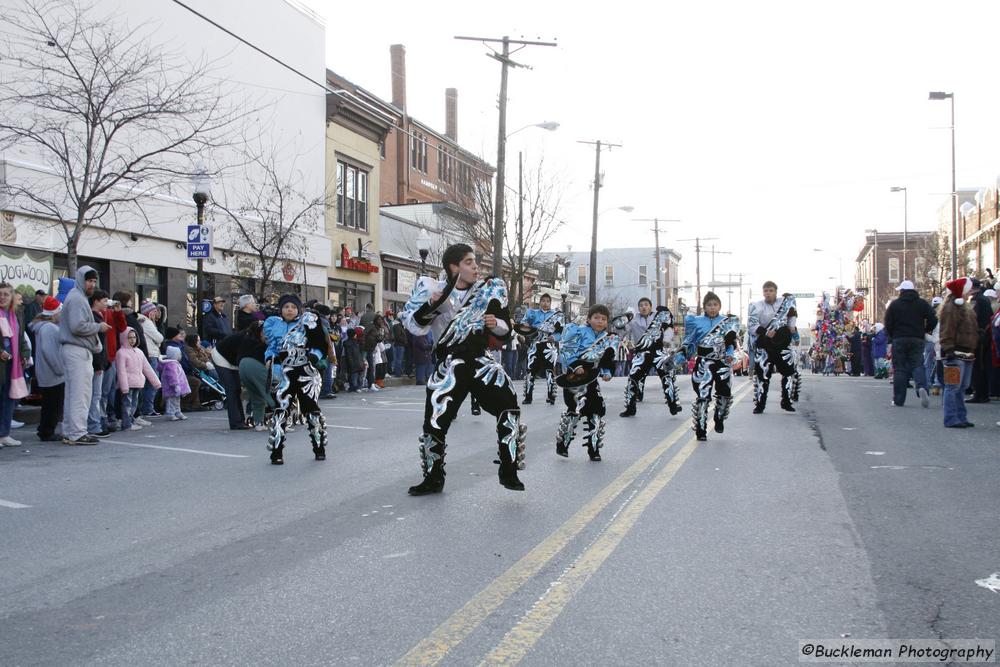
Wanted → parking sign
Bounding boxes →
[187,225,212,259]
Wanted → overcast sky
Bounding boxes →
[314,0,1000,324]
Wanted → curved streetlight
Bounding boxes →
[929,91,956,279]
[506,121,560,140]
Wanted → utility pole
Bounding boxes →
[633,218,680,308]
[578,139,622,305]
[455,35,557,277]
[707,245,732,284]
[677,236,719,315]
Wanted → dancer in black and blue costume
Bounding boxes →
[402,243,525,495]
[518,293,562,405]
[680,292,740,442]
[746,281,799,414]
[263,294,329,465]
[554,304,620,461]
[620,298,682,418]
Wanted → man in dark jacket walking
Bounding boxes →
[884,280,938,407]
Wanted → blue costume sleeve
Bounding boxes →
[263,316,284,360]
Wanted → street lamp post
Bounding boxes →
[890,186,908,279]
[192,169,211,337]
[589,205,633,305]
[929,91,956,279]
[416,227,431,277]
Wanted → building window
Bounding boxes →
[383,267,398,293]
[337,160,369,232]
[437,145,454,184]
[578,265,587,285]
[888,257,899,283]
[605,265,614,286]
[379,140,385,160]
[638,265,647,285]
[913,256,926,286]
[410,132,427,173]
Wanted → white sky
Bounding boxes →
[312,0,1000,324]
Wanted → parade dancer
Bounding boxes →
[555,305,620,461]
[518,293,562,405]
[402,243,525,495]
[747,281,798,414]
[263,294,329,465]
[620,298,682,417]
[680,292,740,441]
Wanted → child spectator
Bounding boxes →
[116,327,161,431]
[159,346,190,421]
[29,297,65,441]
[342,326,365,392]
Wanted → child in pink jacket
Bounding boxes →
[159,346,191,421]
[117,327,161,431]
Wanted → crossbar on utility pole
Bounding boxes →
[634,218,680,308]
[579,139,622,305]
[677,236,719,315]
[455,35,557,278]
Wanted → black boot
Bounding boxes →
[498,462,525,490]
[270,446,284,465]
[555,412,577,457]
[714,418,724,434]
[781,399,796,412]
[409,434,446,495]
[668,401,682,416]
[619,405,636,418]
[693,399,709,442]
[497,410,526,490]
[522,394,533,405]
[584,415,605,461]
[753,405,765,414]
[307,413,327,461]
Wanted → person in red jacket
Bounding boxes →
[99,297,128,430]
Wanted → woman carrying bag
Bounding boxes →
[939,278,980,429]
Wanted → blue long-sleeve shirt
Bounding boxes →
[263,316,324,362]
[680,314,736,362]
[559,323,615,380]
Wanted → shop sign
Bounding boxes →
[282,262,296,282]
[337,243,379,274]
[397,269,416,295]
[0,248,52,294]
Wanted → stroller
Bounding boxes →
[196,369,227,411]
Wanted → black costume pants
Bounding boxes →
[691,356,733,436]
[623,349,678,411]
[217,366,246,428]
[524,340,556,402]
[752,344,796,409]
[38,383,64,439]
[268,363,327,459]
[421,354,524,473]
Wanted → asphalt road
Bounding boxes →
[0,374,996,666]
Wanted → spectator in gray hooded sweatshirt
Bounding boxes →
[59,266,110,445]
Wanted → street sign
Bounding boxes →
[186,225,212,260]
[790,292,815,299]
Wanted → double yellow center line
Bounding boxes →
[396,382,751,666]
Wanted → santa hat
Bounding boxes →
[41,296,62,316]
[946,277,973,305]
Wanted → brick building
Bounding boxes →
[854,231,936,323]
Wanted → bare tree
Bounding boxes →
[213,138,326,300]
[503,155,565,305]
[459,174,500,260]
[918,224,971,299]
[0,0,245,272]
